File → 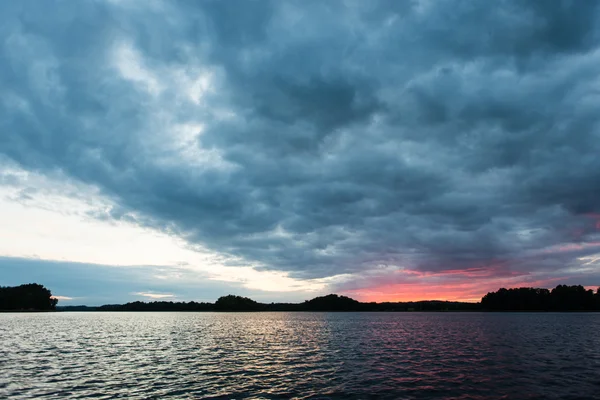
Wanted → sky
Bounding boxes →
[1,0,600,305]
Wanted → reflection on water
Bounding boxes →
[1,312,599,399]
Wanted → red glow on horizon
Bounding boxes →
[339,223,600,303]
[344,276,569,303]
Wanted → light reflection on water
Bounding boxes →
[1,312,599,399]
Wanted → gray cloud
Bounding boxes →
[1,0,600,287]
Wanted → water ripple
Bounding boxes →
[1,312,599,399]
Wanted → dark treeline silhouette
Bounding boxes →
[98,301,214,312]
[57,293,480,312]
[303,294,361,311]
[6,283,598,312]
[482,285,600,311]
[0,283,58,311]
[214,295,261,311]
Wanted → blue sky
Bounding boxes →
[1,0,599,305]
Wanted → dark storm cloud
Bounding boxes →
[1,0,600,282]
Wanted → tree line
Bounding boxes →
[3,283,599,312]
[55,294,480,312]
[57,286,600,312]
[481,285,600,311]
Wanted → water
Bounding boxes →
[1,312,599,399]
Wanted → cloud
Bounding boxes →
[1,0,600,299]
[134,292,175,299]
[0,166,330,295]
[51,295,74,301]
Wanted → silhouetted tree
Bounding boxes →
[215,295,261,311]
[0,284,58,311]
[482,285,599,311]
[550,285,596,311]
[301,294,362,311]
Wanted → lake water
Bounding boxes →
[1,312,599,399]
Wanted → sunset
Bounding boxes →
[2,1,600,398]
[2,1,600,305]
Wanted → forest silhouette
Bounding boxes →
[0,284,58,311]
[2,283,599,312]
[481,285,600,311]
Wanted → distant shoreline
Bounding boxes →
[3,284,600,312]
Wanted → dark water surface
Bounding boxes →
[1,312,599,399]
